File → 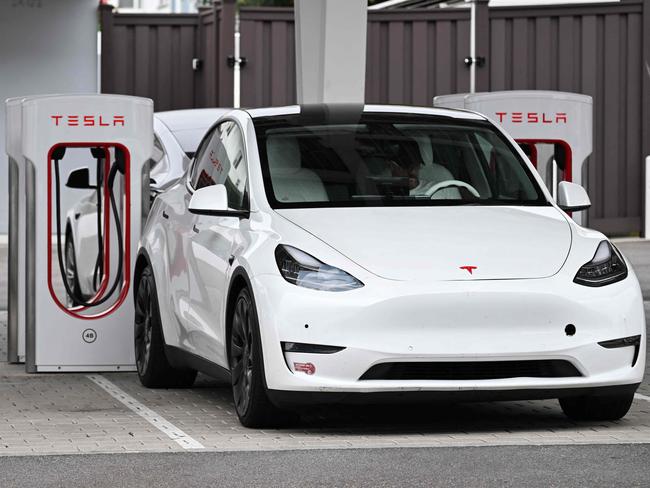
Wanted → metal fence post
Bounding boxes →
[217,0,236,107]
[642,0,650,237]
[645,156,650,238]
[466,0,489,93]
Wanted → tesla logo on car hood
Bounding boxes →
[460,265,477,275]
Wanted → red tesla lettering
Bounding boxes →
[460,265,477,275]
[293,362,316,375]
[512,112,523,123]
[527,112,539,123]
[556,112,567,123]
[49,114,126,127]
[209,150,224,173]
[542,113,552,124]
[495,112,507,123]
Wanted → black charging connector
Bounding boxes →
[53,145,125,309]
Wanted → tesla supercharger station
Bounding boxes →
[6,94,153,372]
[6,97,26,363]
[434,91,593,226]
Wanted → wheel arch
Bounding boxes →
[225,267,255,364]
[133,248,152,302]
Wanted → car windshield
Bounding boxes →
[253,109,548,208]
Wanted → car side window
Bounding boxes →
[191,121,248,210]
[189,127,216,187]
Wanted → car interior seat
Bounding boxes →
[411,136,461,199]
[266,136,329,203]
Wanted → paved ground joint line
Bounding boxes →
[86,374,205,450]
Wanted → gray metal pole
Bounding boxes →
[469,0,476,93]
[233,13,241,108]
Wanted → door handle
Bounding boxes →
[162,210,169,219]
[192,224,200,234]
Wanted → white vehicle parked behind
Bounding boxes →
[62,108,228,304]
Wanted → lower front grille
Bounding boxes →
[359,360,582,381]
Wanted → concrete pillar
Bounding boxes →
[295,0,367,104]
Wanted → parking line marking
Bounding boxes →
[86,375,205,450]
[635,393,650,402]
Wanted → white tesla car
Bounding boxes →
[62,109,227,303]
[134,104,645,427]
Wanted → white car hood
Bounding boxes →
[276,206,572,281]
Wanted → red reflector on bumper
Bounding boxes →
[293,362,316,375]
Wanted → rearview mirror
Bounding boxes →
[65,167,95,189]
[557,181,591,212]
[188,184,249,218]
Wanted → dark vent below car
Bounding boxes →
[359,360,582,381]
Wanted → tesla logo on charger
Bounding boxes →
[50,115,126,127]
[495,112,567,124]
[293,362,316,375]
[460,265,477,275]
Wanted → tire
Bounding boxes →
[559,393,634,421]
[229,287,292,428]
[134,265,197,388]
[64,232,84,307]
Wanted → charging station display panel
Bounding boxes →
[20,95,153,372]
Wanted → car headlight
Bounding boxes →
[574,241,628,287]
[275,245,364,292]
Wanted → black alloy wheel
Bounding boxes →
[64,235,83,308]
[229,287,294,428]
[230,290,255,415]
[134,266,197,388]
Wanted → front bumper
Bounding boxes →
[251,272,646,399]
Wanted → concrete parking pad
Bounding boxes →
[1,240,649,456]
[1,308,649,456]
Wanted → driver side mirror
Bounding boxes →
[188,184,249,218]
[557,181,591,212]
[65,167,95,189]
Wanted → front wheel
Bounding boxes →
[229,287,292,428]
[559,393,634,421]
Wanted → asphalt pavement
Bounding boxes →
[2,444,650,487]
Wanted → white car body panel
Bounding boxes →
[138,104,645,404]
[276,206,572,281]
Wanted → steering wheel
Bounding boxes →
[424,180,481,199]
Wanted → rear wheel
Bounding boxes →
[559,393,634,421]
[64,233,83,307]
[134,265,197,388]
[229,287,292,428]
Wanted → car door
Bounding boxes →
[157,127,217,353]
[187,120,249,366]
